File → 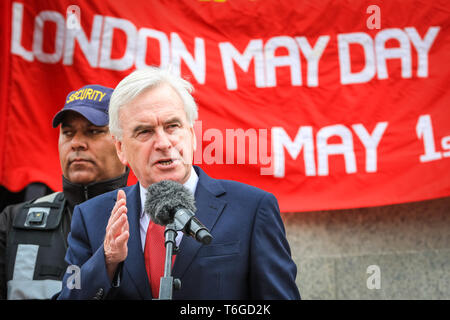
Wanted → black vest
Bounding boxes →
[5,168,129,299]
[6,192,68,299]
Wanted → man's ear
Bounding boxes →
[114,136,128,166]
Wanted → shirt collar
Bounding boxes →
[139,166,199,218]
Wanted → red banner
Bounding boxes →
[1,0,449,212]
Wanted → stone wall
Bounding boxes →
[281,196,450,299]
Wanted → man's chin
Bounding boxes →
[67,172,96,185]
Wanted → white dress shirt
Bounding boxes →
[139,167,199,251]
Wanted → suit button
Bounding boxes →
[93,288,104,300]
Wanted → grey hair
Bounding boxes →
[109,67,198,140]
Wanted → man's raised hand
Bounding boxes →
[104,189,129,280]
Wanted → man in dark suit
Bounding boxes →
[58,67,300,300]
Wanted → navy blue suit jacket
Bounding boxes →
[58,166,300,300]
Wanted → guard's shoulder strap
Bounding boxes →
[32,192,63,204]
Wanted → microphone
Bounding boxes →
[144,180,213,245]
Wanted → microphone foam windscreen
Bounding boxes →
[144,180,196,225]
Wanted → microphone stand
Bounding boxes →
[157,222,181,300]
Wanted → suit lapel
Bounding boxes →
[172,167,227,280]
[121,183,152,299]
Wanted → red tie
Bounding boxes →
[144,220,175,298]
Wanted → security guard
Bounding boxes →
[0,85,128,299]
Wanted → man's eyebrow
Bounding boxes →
[132,124,154,134]
[60,123,106,130]
[164,117,182,125]
[130,118,182,135]
[87,124,107,129]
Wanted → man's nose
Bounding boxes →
[154,129,172,151]
[70,132,88,150]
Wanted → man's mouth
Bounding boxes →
[70,158,91,164]
[157,159,174,165]
[154,158,181,168]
